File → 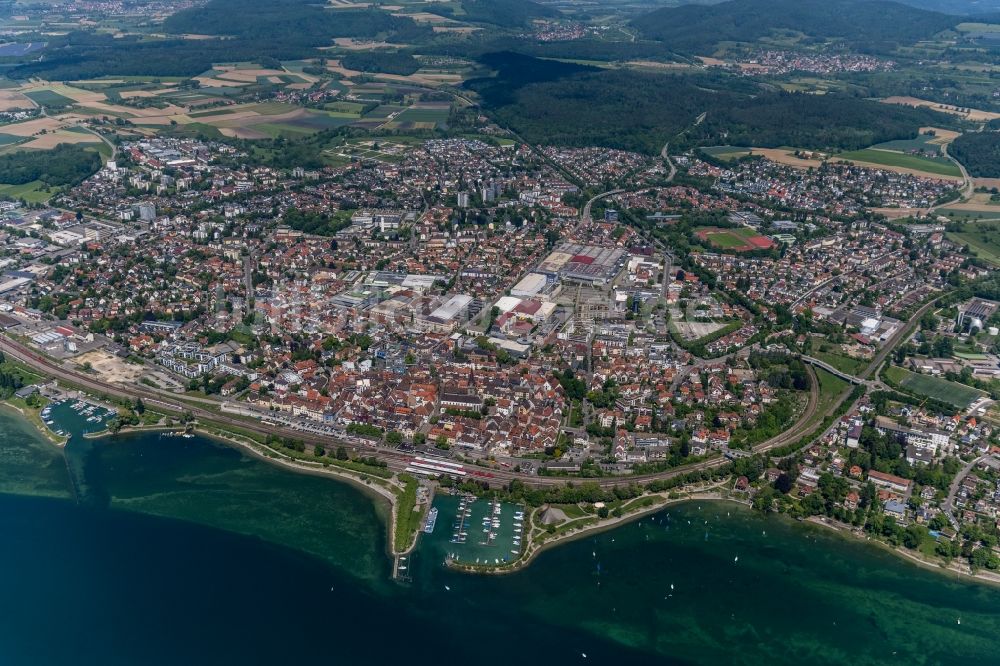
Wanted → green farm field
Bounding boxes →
[700,145,752,161]
[946,220,1000,265]
[22,89,75,108]
[835,148,961,177]
[392,104,449,123]
[0,180,52,203]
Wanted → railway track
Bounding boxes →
[1,335,827,489]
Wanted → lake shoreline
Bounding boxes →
[12,403,1000,587]
[0,398,67,447]
[803,514,1000,588]
[21,408,406,560]
[448,490,1000,588]
[446,484,735,576]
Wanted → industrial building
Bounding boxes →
[536,242,627,286]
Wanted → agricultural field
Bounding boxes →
[702,145,826,168]
[383,102,450,130]
[885,366,985,409]
[700,145,752,161]
[776,77,853,94]
[323,101,368,117]
[938,208,1000,222]
[0,89,34,111]
[0,180,52,203]
[21,88,76,108]
[944,219,1000,265]
[834,147,961,178]
[881,96,1000,123]
[871,130,951,155]
[0,115,102,152]
[694,226,776,252]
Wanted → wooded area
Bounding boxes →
[950,131,1000,177]
[0,144,102,188]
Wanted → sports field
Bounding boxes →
[885,366,984,408]
[695,226,775,252]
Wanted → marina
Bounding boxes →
[41,399,117,440]
[422,494,526,567]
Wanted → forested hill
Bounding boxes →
[468,53,955,154]
[162,0,423,44]
[633,0,960,54]
[10,0,429,80]
[950,132,1000,177]
[427,0,559,27]
[894,0,1000,13]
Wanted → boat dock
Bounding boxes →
[433,494,526,567]
[393,554,412,583]
[423,507,439,534]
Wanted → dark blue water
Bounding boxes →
[0,494,675,666]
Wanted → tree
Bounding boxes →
[753,486,776,512]
[134,398,145,415]
[335,446,348,460]
[801,491,825,515]
[903,524,927,550]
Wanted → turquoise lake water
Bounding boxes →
[0,407,998,665]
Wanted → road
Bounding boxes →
[661,142,676,182]
[860,295,942,381]
[930,141,973,214]
[943,454,993,524]
[580,188,624,227]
